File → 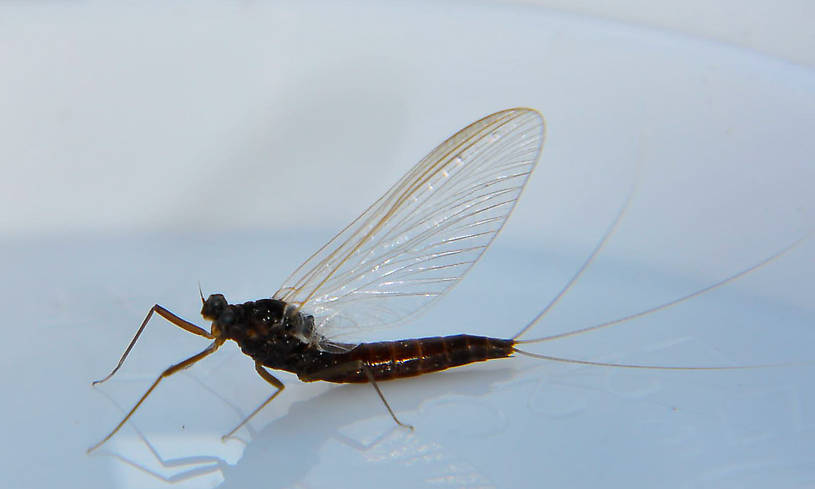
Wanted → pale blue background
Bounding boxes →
[1,2,814,488]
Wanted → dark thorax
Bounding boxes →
[201,293,320,374]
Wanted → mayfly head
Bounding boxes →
[201,293,230,338]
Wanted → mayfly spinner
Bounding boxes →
[88,108,796,453]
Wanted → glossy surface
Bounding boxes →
[1,1,814,488]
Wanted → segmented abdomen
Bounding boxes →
[302,334,514,383]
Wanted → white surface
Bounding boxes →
[517,0,815,67]
[2,2,814,489]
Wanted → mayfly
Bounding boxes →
[87,108,798,453]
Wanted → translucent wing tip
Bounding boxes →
[496,107,546,147]
[508,106,544,119]
[504,106,544,123]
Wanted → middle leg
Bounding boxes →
[222,362,285,440]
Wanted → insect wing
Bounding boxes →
[274,108,545,347]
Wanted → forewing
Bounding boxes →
[274,108,545,344]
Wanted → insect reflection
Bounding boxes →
[88,108,800,454]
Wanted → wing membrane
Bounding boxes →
[274,108,545,345]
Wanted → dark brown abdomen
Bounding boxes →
[303,335,514,383]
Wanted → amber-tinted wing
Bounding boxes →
[274,108,545,346]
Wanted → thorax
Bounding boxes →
[217,298,318,372]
